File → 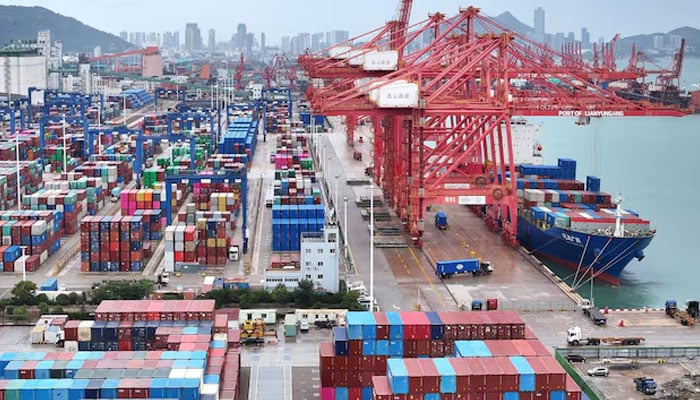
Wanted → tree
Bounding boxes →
[294,279,315,308]
[271,285,292,304]
[90,279,156,304]
[11,281,37,304]
[55,294,71,306]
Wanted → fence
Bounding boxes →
[496,300,579,312]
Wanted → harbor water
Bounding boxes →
[531,58,700,308]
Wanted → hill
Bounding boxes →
[0,5,133,54]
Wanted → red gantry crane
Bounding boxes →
[262,54,298,90]
[234,53,245,90]
[300,5,690,248]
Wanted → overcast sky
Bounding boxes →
[1,0,698,45]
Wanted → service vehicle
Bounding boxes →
[579,299,607,325]
[435,258,493,279]
[567,326,644,346]
[634,377,657,395]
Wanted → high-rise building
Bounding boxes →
[260,33,266,50]
[331,30,349,45]
[581,27,590,49]
[208,29,216,52]
[554,32,565,52]
[173,32,180,50]
[236,23,247,50]
[185,23,202,51]
[146,32,160,47]
[566,32,575,43]
[281,36,291,53]
[534,7,545,43]
[119,31,128,41]
[311,33,325,52]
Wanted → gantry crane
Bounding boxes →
[301,5,690,248]
[234,53,245,90]
[262,54,297,90]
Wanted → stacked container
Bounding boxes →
[192,182,241,212]
[79,216,145,272]
[206,154,249,170]
[0,210,62,271]
[22,189,88,234]
[120,189,164,216]
[272,204,325,251]
[217,117,257,161]
[162,225,197,272]
[320,311,536,400]
[195,218,228,266]
[0,160,44,208]
[75,160,133,190]
[142,112,168,135]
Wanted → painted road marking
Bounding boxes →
[394,249,411,275]
[407,246,447,308]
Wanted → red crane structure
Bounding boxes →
[300,6,690,248]
[262,54,297,90]
[234,53,245,90]
[88,46,160,74]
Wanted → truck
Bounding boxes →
[634,377,657,395]
[435,212,448,230]
[566,326,644,346]
[687,300,699,318]
[665,300,695,326]
[579,299,607,325]
[435,259,493,279]
[157,272,170,286]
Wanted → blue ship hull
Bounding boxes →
[517,217,654,286]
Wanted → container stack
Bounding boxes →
[0,135,40,161]
[218,117,257,161]
[79,215,145,272]
[22,189,88,234]
[120,189,164,216]
[272,204,325,251]
[263,98,291,133]
[319,311,584,400]
[0,210,63,270]
[195,218,228,266]
[134,209,162,240]
[0,160,45,208]
[206,154,249,169]
[192,182,241,212]
[75,160,133,190]
[49,174,106,215]
[142,112,168,135]
[1,300,241,400]
[162,225,197,272]
[44,144,80,172]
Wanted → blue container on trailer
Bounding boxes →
[375,340,389,356]
[388,340,404,357]
[35,380,53,400]
[433,358,457,393]
[52,379,72,400]
[100,379,119,399]
[35,360,54,379]
[362,387,373,400]
[386,312,404,340]
[510,356,535,392]
[345,312,364,340]
[362,340,375,356]
[182,378,200,400]
[550,391,566,400]
[504,392,520,400]
[149,378,168,398]
[425,311,444,340]
[68,380,88,400]
[387,359,409,395]
[164,379,185,399]
[362,312,377,340]
[19,379,36,400]
[335,387,349,400]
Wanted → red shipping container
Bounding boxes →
[374,356,387,373]
[374,312,390,339]
[360,356,375,371]
[372,376,400,400]
[479,358,503,392]
[347,371,361,387]
[404,359,424,394]
[429,340,445,357]
[347,356,361,370]
[418,358,440,393]
[320,370,333,387]
[400,312,431,340]
[403,340,417,358]
[415,339,430,357]
[541,356,567,390]
[319,342,335,371]
[360,371,375,386]
[348,340,362,357]
[332,371,348,386]
[565,375,582,400]
[348,387,362,400]
[496,357,520,392]
[525,357,550,391]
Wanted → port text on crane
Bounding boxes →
[558,110,625,117]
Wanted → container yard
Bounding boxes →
[1,2,699,400]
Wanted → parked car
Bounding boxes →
[299,320,309,332]
[587,367,609,377]
[566,354,587,363]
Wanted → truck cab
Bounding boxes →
[634,377,657,395]
[228,243,240,261]
[157,272,170,286]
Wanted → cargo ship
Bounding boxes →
[501,121,654,286]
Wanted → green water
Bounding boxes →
[530,58,700,308]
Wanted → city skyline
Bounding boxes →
[1,0,698,49]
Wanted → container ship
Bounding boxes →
[495,120,655,286]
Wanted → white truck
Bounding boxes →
[567,326,644,346]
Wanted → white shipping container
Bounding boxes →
[347,50,365,66]
[375,82,420,108]
[78,320,94,341]
[200,384,219,400]
[64,340,78,352]
[329,46,352,59]
[168,369,187,379]
[362,50,399,71]
[213,333,228,342]
[31,326,45,344]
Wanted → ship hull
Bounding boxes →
[517,217,654,286]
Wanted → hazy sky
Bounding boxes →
[1,0,698,45]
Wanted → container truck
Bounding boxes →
[634,377,657,395]
[435,212,448,230]
[566,326,644,346]
[435,258,493,279]
[579,299,607,325]
[665,300,695,326]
